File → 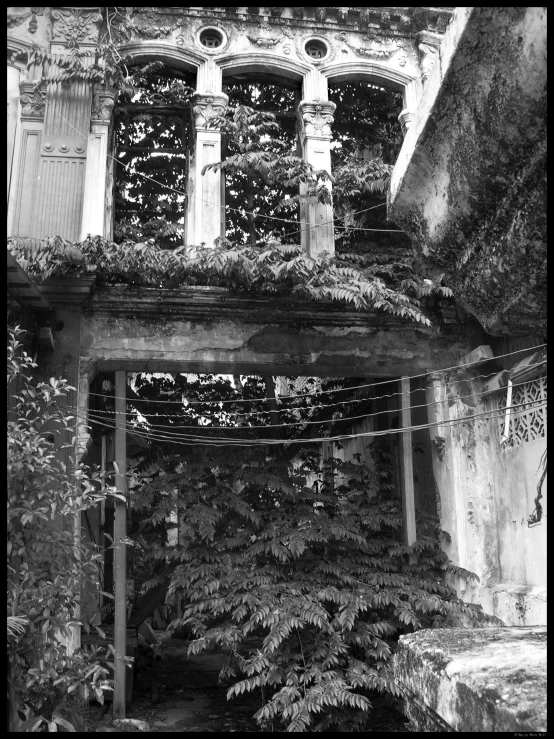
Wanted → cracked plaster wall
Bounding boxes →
[427,370,546,626]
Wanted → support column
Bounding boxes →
[8,80,47,236]
[80,86,116,239]
[400,376,417,564]
[7,63,21,199]
[187,92,228,247]
[29,8,102,241]
[298,100,336,258]
[425,372,467,569]
[113,371,127,718]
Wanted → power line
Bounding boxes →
[69,400,546,448]
[85,345,547,406]
[81,360,547,421]
[74,376,543,432]
[54,109,399,235]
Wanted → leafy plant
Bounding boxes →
[135,442,496,732]
[7,235,439,325]
[116,372,501,733]
[7,326,122,731]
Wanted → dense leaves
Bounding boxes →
[117,372,499,732]
[8,235,452,325]
[7,326,121,732]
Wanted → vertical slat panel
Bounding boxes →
[113,371,127,718]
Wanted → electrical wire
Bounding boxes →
[54,108,400,234]
[85,345,547,406]
[67,400,546,448]
[79,359,547,422]
[80,359,548,419]
[69,376,543,432]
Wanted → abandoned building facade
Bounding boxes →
[8,6,546,731]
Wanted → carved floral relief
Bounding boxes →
[19,82,47,119]
[50,8,102,46]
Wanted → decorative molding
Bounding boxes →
[19,81,47,120]
[191,92,229,129]
[50,7,103,47]
[7,10,33,29]
[298,100,336,139]
[345,35,407,61]
[247,34,283,48]
[500,373,547,447]
[296,33,336,66]
[417,40,439,82]
[398,109,415,134]
[193,22,230,55]
[91,85,117,123]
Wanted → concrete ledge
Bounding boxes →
[394,627,547,732]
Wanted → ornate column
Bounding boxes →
[80,85,116,239]
[7,63,21,200]
[298,99,336,258]
[187,92,228,247]
[8,76,48,236]
[31,7,102,241]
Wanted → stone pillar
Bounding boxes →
[80,86,117,239]
[7,64,21,199]
[30,8,102,241]
[425,372,468,570]
[298,100,336,258]
[187,92,228,247]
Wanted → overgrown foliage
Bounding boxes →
[8,235,452,325]
[15,37,453,320]
[7,326,120,732]
[116,371,499,733]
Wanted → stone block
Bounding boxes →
[394,627,546,732]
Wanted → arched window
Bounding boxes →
[113,66,195,249]
[327,79,407,255]
[219,76,302,245]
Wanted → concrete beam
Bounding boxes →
[388,8,547,336]
[80,286,475,378]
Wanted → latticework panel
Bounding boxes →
[499,373,547,447]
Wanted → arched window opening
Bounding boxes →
[113,65,195,249]
[327,80,408,257]
[219,77,302,246]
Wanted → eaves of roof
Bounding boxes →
[7,250,52,311]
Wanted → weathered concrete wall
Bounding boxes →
[426,367,547,626]
[80,285,475,378]
[394,626,547,732]
[389,7,547,336]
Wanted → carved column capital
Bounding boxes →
[91,84,117,123]
[191,92,229,130]
[298,99,336,139]
[50,7,103,47]
[19,80,48,120]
